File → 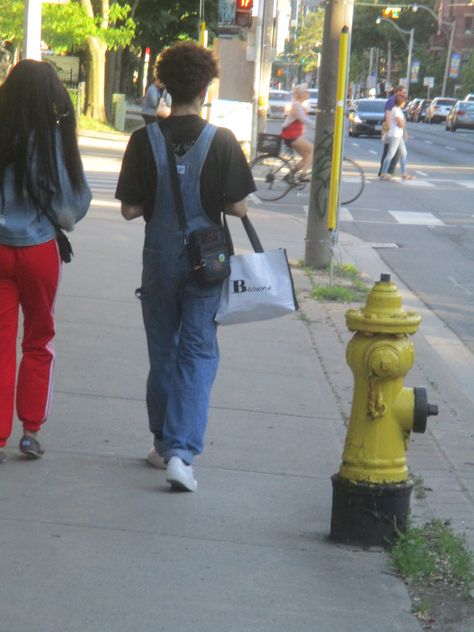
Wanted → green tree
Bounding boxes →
[77,0,135,121]
[349,1,442,93]
[294,9,324,73]
[0,0,135,121]
[461,51,474,95]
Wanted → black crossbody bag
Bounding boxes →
[163,128,230,288]
[42,208,74,263]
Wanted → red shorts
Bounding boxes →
[281,120,303,141]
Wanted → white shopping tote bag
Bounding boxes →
[215,216,298,326]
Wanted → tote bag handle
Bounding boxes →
[223,214,264,256]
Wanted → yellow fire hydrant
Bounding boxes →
[330,273,438,546]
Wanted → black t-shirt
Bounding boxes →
[115,115,256,224]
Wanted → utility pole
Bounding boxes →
[258,0,276,132]
[23,0,42,60]
[387,39,392,88]
[304,0,354,268]
[406,27,414,97]
[368,46,374,78]
[441,21,455,96]
[251,0,276,156]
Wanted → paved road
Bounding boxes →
[264,118,474,354]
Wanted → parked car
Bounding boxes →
[304,88,319,115]
[465,93,474,102]
[412,99,431,122]
[406,98,421,121]
[445,100,474,131]
[347,98,386,137]
[267,89,291,119]
[425,97,457,123]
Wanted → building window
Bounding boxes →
[465,16,473,33]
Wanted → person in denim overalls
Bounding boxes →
[117,43,255,491]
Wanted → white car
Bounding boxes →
[267,90,291,119]
[465,93,474,102]
[425,97,457,123]
[304,88,319,115]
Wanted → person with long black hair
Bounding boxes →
[0,59,91,463]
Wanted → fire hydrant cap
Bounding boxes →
[346,274,421,334]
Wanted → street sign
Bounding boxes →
[423,76,434,88]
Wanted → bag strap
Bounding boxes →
[163,126,263,255]
[223,214,264,256]
[242,215,264,253]
[163,127,187,234]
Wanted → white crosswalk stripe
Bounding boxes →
[398,179,435,187]
[389,211,444,226]
[339,208,447,226]
[86,172,119,200]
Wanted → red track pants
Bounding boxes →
[0,239,61,447]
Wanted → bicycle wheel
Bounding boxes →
[340,157,365,205]
[250,154,293,202]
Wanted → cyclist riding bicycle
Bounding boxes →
[281,83,315,180]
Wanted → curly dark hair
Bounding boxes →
[156,42,219,105]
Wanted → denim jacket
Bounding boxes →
[0,132,92,247]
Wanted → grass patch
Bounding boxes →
[391,519,474,595]
[412,474,428,499]
[311,285,361,302]
[78,115,119,134]
[296,259,369,304]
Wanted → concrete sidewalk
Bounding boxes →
[1,199,473,631]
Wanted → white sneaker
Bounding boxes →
[166,456,197,492]
[146,447,166,470]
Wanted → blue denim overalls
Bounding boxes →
[140,121,222,465]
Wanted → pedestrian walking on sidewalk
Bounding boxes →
[378,85,407,177]
[380,93,414,181]
[116,42,255,492]
[0,60,91,463]
[141,63,171,125]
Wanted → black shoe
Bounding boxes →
[297,174,311,183]
[19,435,44,459]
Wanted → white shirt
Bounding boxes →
[388,106,404,138]
[282,101,315,130]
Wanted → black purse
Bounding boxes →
[55,228,74,263]
[163,128,230,288]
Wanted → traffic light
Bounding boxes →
[276,67,283,77]
[235,0,253,28]
[383,6,401,18]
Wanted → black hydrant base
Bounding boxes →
[329,473,414,547]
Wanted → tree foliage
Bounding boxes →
[132,0,216,54]
[0,0,134,53]
[294,9,324,72]
[461,51,474,94]
[349,1,450,94]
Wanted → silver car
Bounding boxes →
[445,101,474,131]
[304,88,319,115]
[267,90,291,119]
[425,97,457,123]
